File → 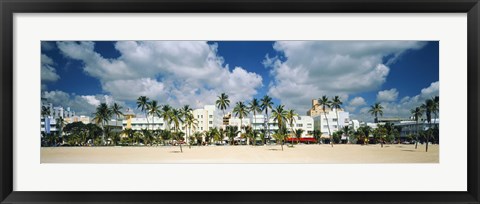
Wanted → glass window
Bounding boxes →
[209,121,213,124]
[209,115,213,118]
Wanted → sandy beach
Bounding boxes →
[41,144,439,164]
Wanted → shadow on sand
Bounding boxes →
[169,151,183,153]
[268,149,282,151]
[401,150,415,152]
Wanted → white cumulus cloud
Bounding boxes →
[349,97,367,107]
[42,90,128,116]
[41,54,60,82]
[376,88,399,102]
[56,41,263,110]
[354,81,439,122]
[265,41,426,114]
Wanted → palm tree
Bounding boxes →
[248,98,262,145]
[260,95,274,143]
[160,105,173,131]
[271,105,287,136]
[285,109,298,144]
[216,93,230,143]
[226,125,240,145]
[294,129,304,144]
[411,107,423,149]
[432,96,439,128]
[421,99,435,152]
[318,95,333,147]
[148,100,162,130]
[205,127,219,145]
[133,131,143,145]
[368,102,384,123]
[93,103,113,145]
[192,132,204,145]
[180,105,193,119]
[55,117,66,144]
[180,105,193,144]
[342,125,354,144]
[136,96,150,129]
[217,128,226,145]
[170,108,183,139]
[170,108,179,132]
[233,101,249,136]
[111,103,124,130]
[331,96,343,131]
[41,105,51,136]
[184,113,198,148]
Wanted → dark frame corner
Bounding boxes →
[1,0,479,203]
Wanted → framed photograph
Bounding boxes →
[1,0,479,203]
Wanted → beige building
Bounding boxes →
[64,115,91,124]
[307,99,344,117]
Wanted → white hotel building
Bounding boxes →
[248,114,314,138]
[40,103,90,135]
[123,105,223,138]
[313,109,350,137]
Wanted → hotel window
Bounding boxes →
[198,115,200,118]
[201,115,203,118]
[209,115,213,118]
[323,125,328,128]
[333,118,338,122]
[333,125,338,128]
[209,121,213,124]
[297,124,303,127]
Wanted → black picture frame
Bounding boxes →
[1,0,479,203]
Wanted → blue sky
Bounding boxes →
[41,41,439,122]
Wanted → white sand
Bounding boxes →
[41,144,439,164]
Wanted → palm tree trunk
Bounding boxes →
[335,110,341,143]
[145,112,149,130]
[324,112,332,147]
[265,108,270,144]
[426,122,431,152]
[415,120,419,149]
[253,112,256,146]
[240,118,243,145]
[102,121,105,145]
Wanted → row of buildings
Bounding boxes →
[41,98,438,143]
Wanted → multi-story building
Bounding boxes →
[313,109,350,137]
[192,105,223,132]
[307,99,323,117]
[64,115,91,124]
[249,114,314,138]
[394,118,439,138]
[228,117,251,130]
[40,103,83,135]
[123,105,223,141]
